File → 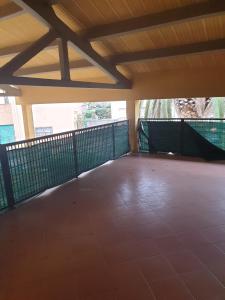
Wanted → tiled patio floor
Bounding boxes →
[0,154,225,299]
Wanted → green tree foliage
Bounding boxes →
[84,102,111,120]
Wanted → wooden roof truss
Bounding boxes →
[0,0,225,89]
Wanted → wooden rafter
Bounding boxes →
[110,39,225,65]
[84,0,225,40]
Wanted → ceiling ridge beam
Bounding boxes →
[0,30,57,75]
[13,0,131,88]
[110,39,225,64]
[84,0,225,40]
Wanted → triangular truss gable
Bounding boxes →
[0,0,132,89]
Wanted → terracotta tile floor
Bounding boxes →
[0,154,225,299]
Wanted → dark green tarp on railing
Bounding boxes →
[138,118,225,160]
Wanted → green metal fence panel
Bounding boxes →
[6,132,76,203]
[0,120,129,209]
[0,163,7,210]
[76,124,114,174]
[114,121,130,158]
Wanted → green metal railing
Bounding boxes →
[138,118,225,160]
[0,120,130,211]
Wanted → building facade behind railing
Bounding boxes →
[0,120,130,211]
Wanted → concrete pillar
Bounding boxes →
[21,104,35,139]
[126,97,140,153]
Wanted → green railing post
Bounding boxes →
[147,121,154,153]
[112,123,116,160]
[0,145,15,208]
[72,132,79,177]
[126,120,130,152]
[180,118,184,155]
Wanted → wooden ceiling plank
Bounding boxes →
[0,30,57,75]
[15,59,92,76]
[84,0,225,40]
[0,40,58,58]
[0,2,24,21]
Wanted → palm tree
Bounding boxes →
[175,98,212,118]
[213,98,225,118]
[143,99,175,118]
[142,98,224,119]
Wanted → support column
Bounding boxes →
[126,97,140,153]
[21,103,35,139]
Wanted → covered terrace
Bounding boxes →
[0,0,225,299]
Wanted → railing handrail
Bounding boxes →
[139,118,225,121]
[2,120,128,147]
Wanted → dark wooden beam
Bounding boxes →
[0,76,128,89]
[0,2,23,21]
[0,30,57,75]
[110,39,225,64]
[15,0,131,88]
[58,38,70,80]
[84,0,225,40]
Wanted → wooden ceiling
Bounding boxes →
[0,0,225,88]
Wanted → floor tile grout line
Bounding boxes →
[162,245,225,289]
[137,267,157,300]
[161,253,198,299]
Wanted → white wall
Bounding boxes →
[32,101,127,135]
[32,103,82,134]
[0,97,25,141]
[111,101,126,120]
[0,104,13,125]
